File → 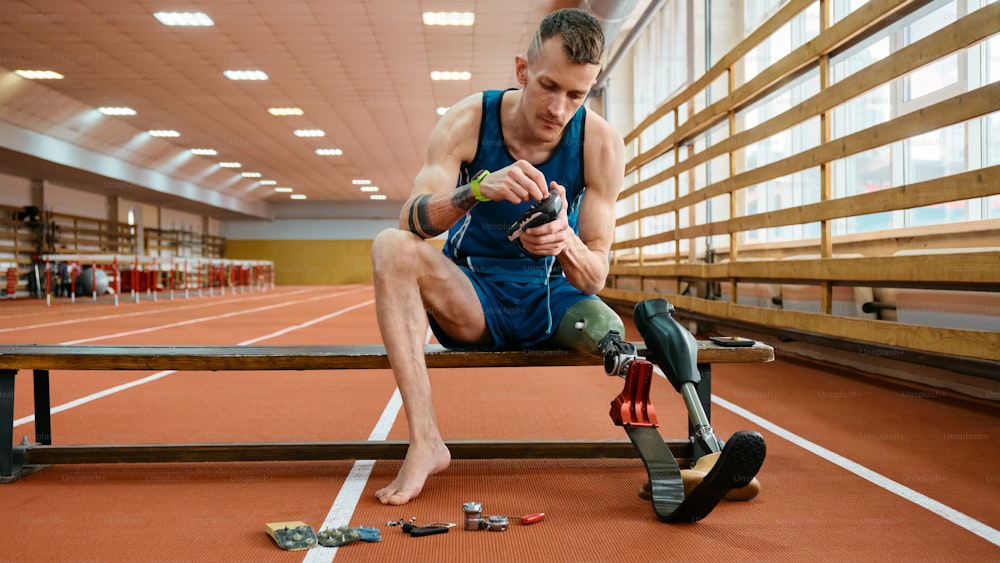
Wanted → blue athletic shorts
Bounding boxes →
[427,262,596,351]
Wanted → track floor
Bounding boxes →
[1,286,997,562]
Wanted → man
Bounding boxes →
[370,8,626,506]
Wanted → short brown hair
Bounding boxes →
[527,8,605,66]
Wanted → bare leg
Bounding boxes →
[370,229,488,505]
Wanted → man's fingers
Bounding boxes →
[516,160,548,201]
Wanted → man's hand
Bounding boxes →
[517,183,573,258]
[476,160,549,204]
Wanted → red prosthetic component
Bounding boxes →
[609,359,658,427]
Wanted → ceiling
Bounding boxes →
[0,0,642,220]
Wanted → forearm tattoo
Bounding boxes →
[451,185,477,212]
[407,194,436,239]
[406,186,478,239]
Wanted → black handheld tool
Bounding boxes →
[507,192,562,260]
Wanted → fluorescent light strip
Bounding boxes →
[294,129,325,137]
[218,162,242,168]
[15,70,63,80]
[315,149,342,156]
[352,179,371,185]
[430,71,471,81]
[422,12,475,26]
[98,107,136,116]
[268,107,303,116]
[290,194,307,200]
[241,172,262,178]
[360,186,379,192]
[190,148,217,155]
[223,70,268,81]
[260,180,277,185]
[370,194,387,200]
[148,130,180,137]
[154,12,214,26]
[274,187,293,193]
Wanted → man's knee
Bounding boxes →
[554,299,625,356]
[372,228,424,275]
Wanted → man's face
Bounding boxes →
[517,36,600,142]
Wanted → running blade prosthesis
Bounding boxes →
[610,298,766,522]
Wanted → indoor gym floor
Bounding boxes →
[0,285,997,562]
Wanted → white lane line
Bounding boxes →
[0,287,321,333]
[713,395,1000,547]
[303,389,403,563]
[303,328,430,563]
[13,296,376,428]
[59,288,368,344]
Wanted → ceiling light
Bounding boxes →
[260,180,277,185]
[268,107,303,116]
[218,162,242,168]
[431,71,471,81]
[190,148,217,155]
[241,172,262,178]
[315,148,342,156]
[360,186,379,192]
[274,187,293,192]
[15,70,63,80]
[290,194,308,200]
[294,129,325,137]
[98,107,137,115]
[436,107,449,115]
[352,179,371,185]
[370,194,387,200]
[423,12,475,26]
[154,12,214,26]
[223,70,269,81]
[148,130,180,137]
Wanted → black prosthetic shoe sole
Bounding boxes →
[663,430,766,523]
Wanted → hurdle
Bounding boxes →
[0,341,773,482]
[38,255,275,305]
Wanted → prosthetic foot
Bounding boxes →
[604,298,767,522]
[660,430,766,522]
[639,450,762,501]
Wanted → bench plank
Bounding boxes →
[23,439,691,465]
[0,341,773,371]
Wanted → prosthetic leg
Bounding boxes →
[602,298,766,522]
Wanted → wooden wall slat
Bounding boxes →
[600,288,999,362]
[618,3,999,204]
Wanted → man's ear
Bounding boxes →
[514,54,528,85]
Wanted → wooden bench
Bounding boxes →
[0,342,774,482]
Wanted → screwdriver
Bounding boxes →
[501,512,545,525]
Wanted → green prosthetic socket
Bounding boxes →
[553,298,626,356]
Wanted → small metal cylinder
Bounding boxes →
[462,502,484,531]
[486,515,508,532]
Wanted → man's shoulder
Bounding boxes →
[582,106,624,143]
[582,107,626,160]
[446,92,486,119]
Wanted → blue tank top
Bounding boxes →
[443,89,587,280]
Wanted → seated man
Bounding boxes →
[370,7,625,506]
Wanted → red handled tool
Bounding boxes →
[504,513,545,525]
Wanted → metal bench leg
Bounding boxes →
[33,370,51,445]
[1,369,23,480]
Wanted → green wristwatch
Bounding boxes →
[470,169,490,202]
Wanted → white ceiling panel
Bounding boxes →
[0,0,634,218]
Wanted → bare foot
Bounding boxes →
[375,439,451,505]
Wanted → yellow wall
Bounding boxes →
[226,240,374,284]
[226,239,445,285]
